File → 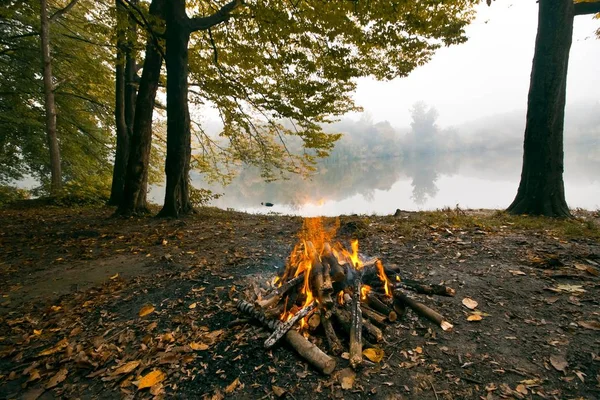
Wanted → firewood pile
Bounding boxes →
[236,218,455,375]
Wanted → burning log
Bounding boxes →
[264,301,317,348]
[393,291,453,331]
[236,300,336,374]
[307,241,333,307]
[307,313,321,331]
[237,218,459,375]
[321,242,345,282]
[322,312,343,355]
[257,273,305,309]
[349,268,364,369]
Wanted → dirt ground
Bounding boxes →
[0,205,599,400]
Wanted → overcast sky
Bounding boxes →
[352,1,600,127]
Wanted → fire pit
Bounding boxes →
[236,218,455,374]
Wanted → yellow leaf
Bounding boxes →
[137,370,165,389]
[189,302,197,309]
[38,338,68,356]
[415,346,423,354]
[189,342,209,351]
[362,347,385,363]
[33,329,42,335]
[45,368,68,389]
[467,314,483,322]
[112,360,140,376]
[462,298,478,310]
[224,377,240,394]
[139,305,155,317]
[109,273,119,280]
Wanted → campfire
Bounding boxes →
[237,218,456,374]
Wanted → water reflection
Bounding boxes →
[191,144,599,216]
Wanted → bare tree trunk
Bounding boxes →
[118,0,165,215]
[157,0,193,218]
[109,0,129,205]
[507,0,574,217]
[40,0,62,195]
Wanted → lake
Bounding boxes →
[150,144,600,216]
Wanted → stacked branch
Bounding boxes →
[237,240,455,374]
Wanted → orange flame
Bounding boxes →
[360,284,372,301]
[337,290,345,305]
[376,260,393,297]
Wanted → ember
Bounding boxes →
[237,218,456,374]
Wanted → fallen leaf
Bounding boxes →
[150,382,164,396]
[509,270,527,276]
[50,305,62,312]
[272,385,286,397]
[224,377,240,394]
[189,342,209,351]
[112,360,140,376]
[462,298,478,310]
[515,384,528,395]
[188,302,197,309]
[550,355,568,372]
[555,284,586,294]
[575,263,600,276]
[577,320,600,331]
[139,305,155,317]
[467,314,483,322]
[574,370,586,383]
[33,329,42,335]
[519,378,540,386]
[137,370,165,389]
[339,367,356,390]
[45,368,67,389]
[363,348,385,363]
[27,369,41,382]
[210,390,224,400]
[38,338,68,356]
[109,273,119,280]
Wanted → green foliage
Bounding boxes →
[0,0,115,186]
[189,185,222,207]
[185,0,479,182]
[0,186,31,207]
[45,176,111,206]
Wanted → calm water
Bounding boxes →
[151,145,600,216]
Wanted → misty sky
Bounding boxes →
[352,1,600,127]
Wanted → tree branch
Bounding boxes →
[49,0,80,21]
[119,0,166,59]
[188,0,244,32]
[574,1,600,15]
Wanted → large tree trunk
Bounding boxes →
[157,0,193,218]
[117,0,165,215]
[507,0,573,217]
[40,0,62,195]
[108,0,130,205]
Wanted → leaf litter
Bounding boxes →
[0,207,599,398]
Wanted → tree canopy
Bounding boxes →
[0,1,115,191]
